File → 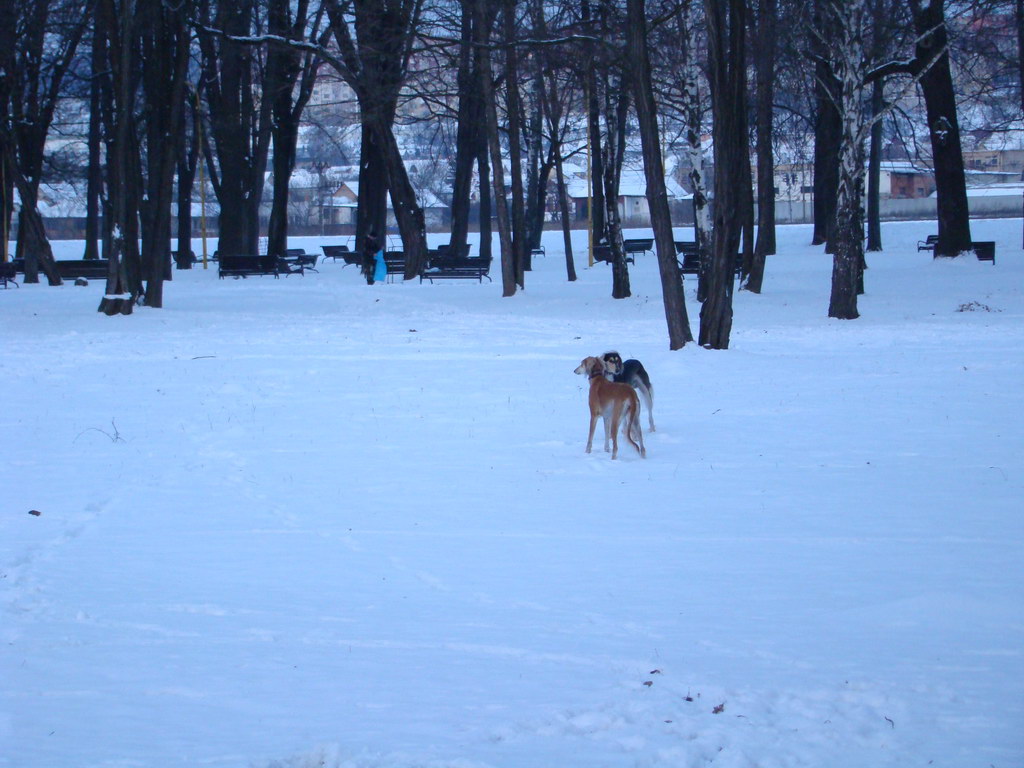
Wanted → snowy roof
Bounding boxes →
[960,182,1024,197]
[564,169,691,200]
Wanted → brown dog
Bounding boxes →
[574,357,646,459]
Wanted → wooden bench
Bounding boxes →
[321,244,360,267]
[171,249,197,267]
[383,251,410,281]
[421,255,492,283]
[1,261,17,288]
[592,244,634,264]
[53,259,109,280]
[917,235,938,251]
[675,241,700,274]
[218,254,285,279]
[972,241,995,264]
[674,241,742,277]
[285,248,319,272]
[623,238,654,258]
[531,245,545,258]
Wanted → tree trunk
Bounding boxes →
[910,0,972,257]
[582,0,605,243]
[139,0,192,308]
[265,0,322,265]
[98,0,139,315]
[678,1,712,304]
[175,96,199,269]
[701,0,746,349]
[503,0,528,289]
[828,0,868,320]
[602,84,631,300]
[748,0,776,294]
[627,0,692,348]
[449,1,479,254]
[811,0,840,249]
[197,0,273,259]
[866,77,884,251]
[554,152,576,281]
[475,0,516,297]
[84,18,107,262]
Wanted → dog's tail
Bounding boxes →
[626,398,646,458]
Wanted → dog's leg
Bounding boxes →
[609,402,622,459]
[625,398,646,458]
[602,407,612,453]
[586,411,598,454]
[638,383,655,432]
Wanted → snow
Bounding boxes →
[2,219,1023,768]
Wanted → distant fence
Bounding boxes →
[10,193,1024,241]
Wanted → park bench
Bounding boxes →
[592,244,634,264]
[675,241,700,274]
[421,254,492,283]
[218,254,291,279]
[920,237,996,263]
[383,251,412,281]
[321,244,362,268]
[285,248,319,272]
[531,244,545,258]
[623,237,655,258]
[171,249,197,267]
[1,261,17,288]
[972,241,996,264]
[674,241,742,277]
[55,260,110,280]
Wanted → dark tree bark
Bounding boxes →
[581,0,605,245]
[524,50,547,262]
[449,0,481,255]
[0,0,91,285]
[197,0,273,260]
[909,0,972,257]
[866,77,884,251]
[175,94,200,269]
[138,0,192,308]
[594,0,630,300]
[701,0,747,349]
[84,18,108,262]
[97,0,142,315]
[626,0,692,348]
[502,0,529,289]
[1017,0,1024,114]
[265,0,324,263]
[324,0,428,280]
[475,0,517,296]
[536,49,577,281]
[477,132,492,262]
[748,0,776,294]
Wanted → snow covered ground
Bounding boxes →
[2,219,1022,768]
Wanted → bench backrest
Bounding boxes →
[220,254,277,271]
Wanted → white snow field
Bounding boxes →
[1,219,1022,768]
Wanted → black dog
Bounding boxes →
[601,351,655,432]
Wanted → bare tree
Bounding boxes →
[908,0,972,257]
[626,0,693,348]
[0,0,92,285]
[196,0,273,260]
[323,0,429,281]
[701,0,747,349]
[265,0,326,262]
[748,0,777,293]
